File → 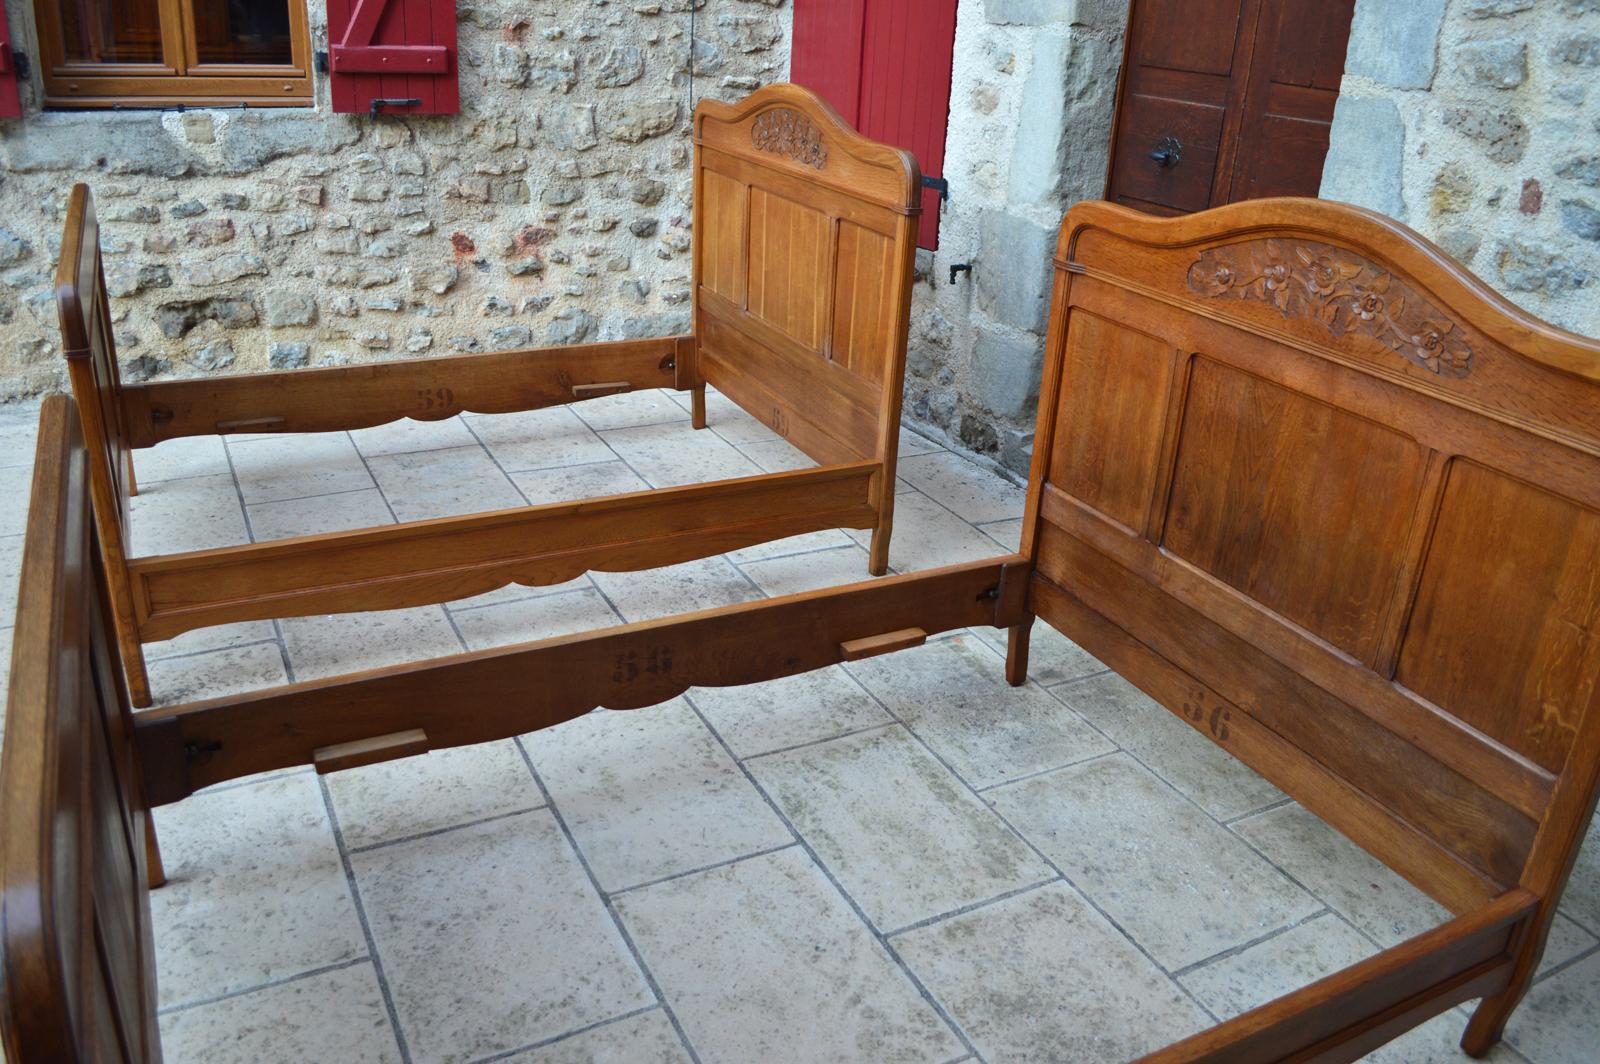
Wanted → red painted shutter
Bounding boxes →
[0,6,22,119]
[790,0,957,250]
[327,0,459,116]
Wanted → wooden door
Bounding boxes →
[1105,0,1355,215]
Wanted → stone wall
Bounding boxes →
[898,0,1126,477]
[1324,0,1600,338]
[0,0,790,398]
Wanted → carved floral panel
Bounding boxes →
[751,107,828,170]
[1187,238,1474,378]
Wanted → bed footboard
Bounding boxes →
[0,397,159,1063]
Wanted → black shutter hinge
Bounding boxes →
[12,51,29,82]
[922,175,949,202]
[314,50,329,74]
[370,97,421,119]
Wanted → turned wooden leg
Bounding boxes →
[126,449,139,497]
[1006,619,1034,686]
[691,384,707,429]
[144,814,167,889]
[868,522,891,576]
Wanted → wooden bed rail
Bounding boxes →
[125,461,881,641]
[120,335,694,447]
[131,556,1030,804]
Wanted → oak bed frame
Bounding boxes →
[56,82,921,708]
[7,197,1600,1062]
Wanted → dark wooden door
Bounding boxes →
[1105,0,1356,215]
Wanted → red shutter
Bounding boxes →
[791,0,958,250]
[327,0,459,116]
[0,6,22,120]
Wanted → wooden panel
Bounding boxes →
[327,0,459,116]
[1398,462,1600,773]
[129,462,882,640]
[1047,310,1174,532]
[0,397,158,1063]
[1163,358,1428,662]
[747,186,831,351]
[830,220,896,378]
[700,168,749,306]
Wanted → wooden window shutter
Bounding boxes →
[327,0,459,116]
[0,6,22,119]
[791,0,958,250]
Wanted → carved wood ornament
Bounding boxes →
[751,107,828,170]
[1188,238,1474,378]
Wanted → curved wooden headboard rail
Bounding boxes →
[1019,195,1600,1055]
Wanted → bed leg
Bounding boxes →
[124,638,154,709]
[144,814,167,889]
[1006,619,1033,686]
[126,448,139,497]
[691,384,707,430]
[868,523,891,576]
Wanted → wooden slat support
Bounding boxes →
[839,627,926,661]
[571,381,632,399]
[313,729,429,774]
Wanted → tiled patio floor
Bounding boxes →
[0,390,1596,1063]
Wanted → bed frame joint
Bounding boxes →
[313,729,430,774]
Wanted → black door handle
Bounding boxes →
[1148,136,1182,168]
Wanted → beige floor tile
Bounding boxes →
[525,699,791,890]
[148,641,289,706]
[1229,803,1452,948]
[1556,817,1599,931]
[0,534,21,620]
[0,403,40,468]
[976,517,1022,551]
[725,527,854,563]
[349,415,478,457]
[452,586,621,650]
[899,426,944,457]
[503,1009,689,1064]
[590,556,760,622]
[228,432,375,504]
[1360,1011,1523,1063]
[1537,913,1598,978]
[0,464,32,535]
[366,444,523,522]
[848,634,1115,789]
[509,459,650,505]
[736,436,815,473]
[573,388,691,432]
[749,725,1053,931]
[159,962,401,1064]
[466,407,613,472]
[968,620,1107,686]
[739,544,877,596]
[145,620,279,661]
[898,451,1025,524]
[688,665,891,759]
[130,472,250,555]
[1503,950,1600,1064]
[134,434,231,482]
[150,773,366,1008]
[990,754,1320,970]
[280,605,464,681]
[703,396,781,445]
[1178,912,1375,1019]
[1054,671,1286,820]
[445,573,595,610]
[893,882,1209,1062]
[847,491,1000,572]
[327,740,545,849]
[248,487,396,540]
[600,421,763,488]
[615,847,961,1064]
[353,811,651,1064]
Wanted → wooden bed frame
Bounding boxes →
[56,82,921,708]
[7,198,1599,1062]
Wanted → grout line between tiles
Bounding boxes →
[344,805,549,856]
[880,874,1063,940]
[1166,906,1337,980]
[608,840,801,898]
[460,1003,667,1064]
[155,955,374,1016]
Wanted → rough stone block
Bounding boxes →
[267,341,310,369]
[999,429,1035,478]
[975,212,1055,335]
[969,328,1044,421]
[1008,33,1120,207]
[1554,34,1600,67]
[1344,0,1447,89]
[1441,107,1528,163]
[548,308,598,345]
[1454,39,1527,88]
[1496,238,1591,294]
[1321,96,1406,219]
[1463,0,1534,16]
[986,0,1123,29]
[262,291,317,327]
[1560,198,1600,241]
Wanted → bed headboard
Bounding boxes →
[691,83,921,470]
[1023,198,1600,917]
[0,397,159,1063]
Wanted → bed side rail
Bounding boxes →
[1142,889,1537,1064]
[133,555,1030,803]
[0,396,159,1063]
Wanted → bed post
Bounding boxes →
[57,185,154,709]
[1004,220,1076,686]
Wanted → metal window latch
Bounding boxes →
[1148,136,1182,168]
[922,175,950,201]
[949,262,972,286]
[369,97,421,119]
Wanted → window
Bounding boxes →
[34,0,312,107]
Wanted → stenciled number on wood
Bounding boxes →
[1180,689,1232,742]
[415,387,456,412]
[613,645,674,684]
[751,107,828,170]
[1187,238,1475,378]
